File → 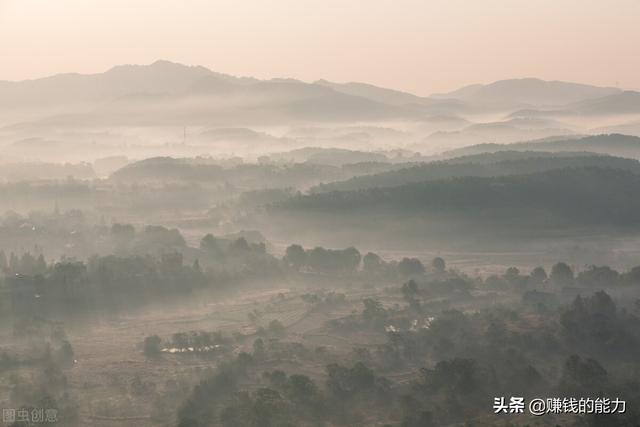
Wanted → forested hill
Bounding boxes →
[109,157,347,189]
[312,153,640,193]
[276,167,640,226]
[442,134,640,159]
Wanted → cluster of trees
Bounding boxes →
[485,262,640,290]
[0,229,289,323]
[1,325,78,426]
[0,212,190,262]
[177,351,394,427]
[374,290,640,425]
[7,225,640,329]
[300,291,347,309]
[291,255,640,426]
[2,252,206,321]
[283,244,361,274]
[284,243,444,279]
[396,260,640,311]
[199,234,282,279]
[0,250,47,276]
[324,260,640,339]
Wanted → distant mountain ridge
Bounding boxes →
[432,78,621,108]
[0,62,628,112]
[0,61,638,129]
[571,91,640,115]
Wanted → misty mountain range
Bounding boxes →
[0,60,636,122]
[1,60,640,160]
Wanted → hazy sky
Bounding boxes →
[1,0,639,95]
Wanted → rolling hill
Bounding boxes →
[441,134,640,159]
[571,91,640,115]
[432,78,620,109]
[275,167,640,227]
[312,152,640,193]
